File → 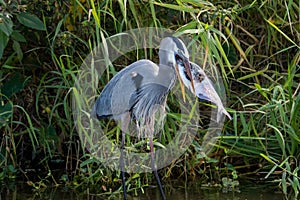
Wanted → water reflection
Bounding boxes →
[1,182,284,200]
[136,182,283,200]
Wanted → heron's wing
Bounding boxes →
[91,59,161,120]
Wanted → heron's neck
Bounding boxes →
[158,62,176,90]
[159,51,175,68]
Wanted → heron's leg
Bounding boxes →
[149,136,166,200]
[120,131,127,200]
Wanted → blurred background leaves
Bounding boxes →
[0,0,299,199]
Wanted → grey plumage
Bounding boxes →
[90,36,231,200]
[91,59,176,134]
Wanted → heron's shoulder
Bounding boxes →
[129,59,158,68]
[122,59,159,75]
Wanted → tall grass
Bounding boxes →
[0,0,299,199]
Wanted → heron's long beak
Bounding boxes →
[175,63,186,102]
[175,59,196,102]
[183,60,196,96]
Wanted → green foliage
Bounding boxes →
[0,72,27,127]
[0,0,299,199]
[0,0,45,61]
[16,12,45,31]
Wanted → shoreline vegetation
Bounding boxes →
[1,0,299,199]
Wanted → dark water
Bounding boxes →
[1,182,284,200]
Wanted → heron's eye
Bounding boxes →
[175,54,183,64]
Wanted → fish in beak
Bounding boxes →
[175,57,196,103]
[178,61,232,122]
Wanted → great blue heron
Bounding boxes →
[91,36,231,200]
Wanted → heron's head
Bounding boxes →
[159,37,196,101]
